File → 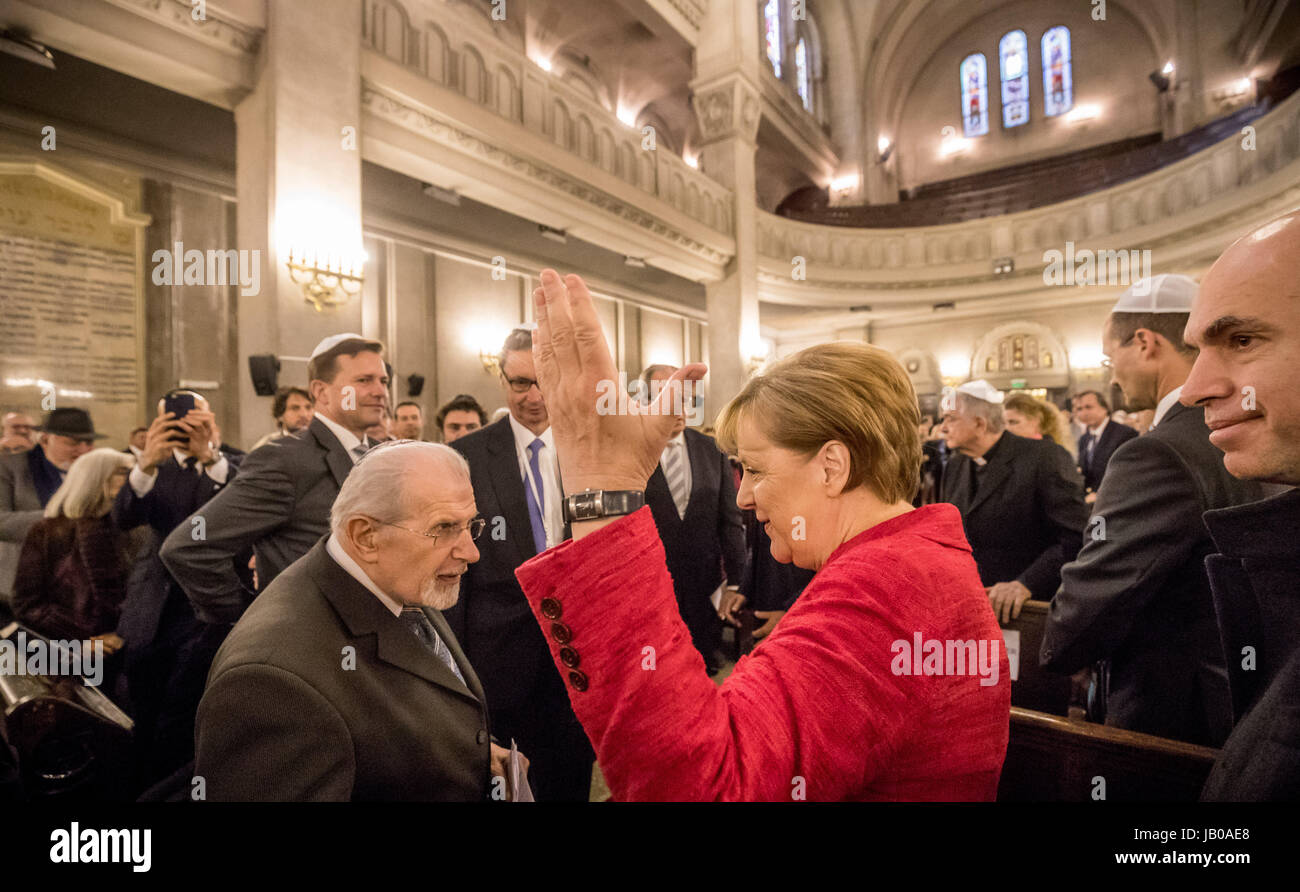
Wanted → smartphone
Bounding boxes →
[163,392,196,421]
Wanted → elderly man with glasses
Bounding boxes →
[194,440,526,800]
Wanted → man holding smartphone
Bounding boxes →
[113,389,250,792]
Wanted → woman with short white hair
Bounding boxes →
[12,448,133,648]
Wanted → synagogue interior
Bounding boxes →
[1,0,1299,818]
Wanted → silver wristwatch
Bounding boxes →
[561,490,646,523]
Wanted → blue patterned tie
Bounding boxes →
[400,609,468,688]
[525,438,547,554]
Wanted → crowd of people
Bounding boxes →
[0,211,1296,801]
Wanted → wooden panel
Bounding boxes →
[1000,599,1072,716]
[998,707,1219,802]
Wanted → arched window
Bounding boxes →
[999,29,1030,128]
[1041,26,1073,117]
[763,0,782,77]
[960,53,989,137]
[795,37,811,110]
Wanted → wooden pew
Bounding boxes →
[998,707,1219,801]
[999,599,1072,716]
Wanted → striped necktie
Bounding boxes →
[400,608,468,689]
[352,439,370,463]
[663,440,688,519]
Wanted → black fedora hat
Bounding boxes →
[39,407,107,441]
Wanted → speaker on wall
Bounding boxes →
[248,354,280,396]
[407,374,425,398]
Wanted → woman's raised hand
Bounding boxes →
[532,269,706,496]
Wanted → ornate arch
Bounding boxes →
[971,320,1069,389]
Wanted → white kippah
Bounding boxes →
[1110,274,1198,314]
[955,379,1004,405]
[310,332,367,359]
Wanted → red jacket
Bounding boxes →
[516,504,1010,801]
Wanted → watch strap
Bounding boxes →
[562,489,646,523]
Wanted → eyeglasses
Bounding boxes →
[379,517,486,544]
[502,375,539,394]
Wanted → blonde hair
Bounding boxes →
[1003,393,1073,456]
[44,448,133,519]
[716,342,920,504]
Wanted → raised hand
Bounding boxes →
[531,269,706,497]
[140,412,182,473]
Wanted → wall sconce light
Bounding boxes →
[745,354,768,375]
[830,174,860,201]
[1065,104,1101,125]
[1149,62,1174,93]
[286,247,365,312]
[877,135,894,163]
[939,354,970,386]
[938,134,970,158]
[479,349,501,376]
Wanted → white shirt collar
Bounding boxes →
[316,412,365,460]
[1150,385,1184,430]
[666,432,685,448]
[172,448,193,467]
[508,413,552,452]
[325,532,405,616]
[1088,416,1109,437]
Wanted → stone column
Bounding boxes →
[234,0,365,441]
[691,0,764,417]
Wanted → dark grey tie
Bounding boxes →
[399,609,468,689]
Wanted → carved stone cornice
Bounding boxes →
[361,85,733,267]
[667,0,708,29]
[102,0,263,54]
[692,74,761,146]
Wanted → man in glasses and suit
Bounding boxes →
[444,326,594,801]
[195,441,523,800]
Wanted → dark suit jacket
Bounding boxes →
[0,448,49,598]
[195,538,490,801]
[1198,489,1300,800]
[444,417,569,715]
[113,453,244,654]
[1078,419,1138,493]
[644,430,746,614]
[160,416,355,624]
[941,431,1087,599]
[1041,402,1263,745]
[740,510,815,612]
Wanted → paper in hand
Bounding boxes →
[509,738,535,802]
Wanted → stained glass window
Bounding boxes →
[795,38,811,109]
[960,53,989,137]
[1042,26,1073,117]
[999,29,1030,128]
[764,0,781,78]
